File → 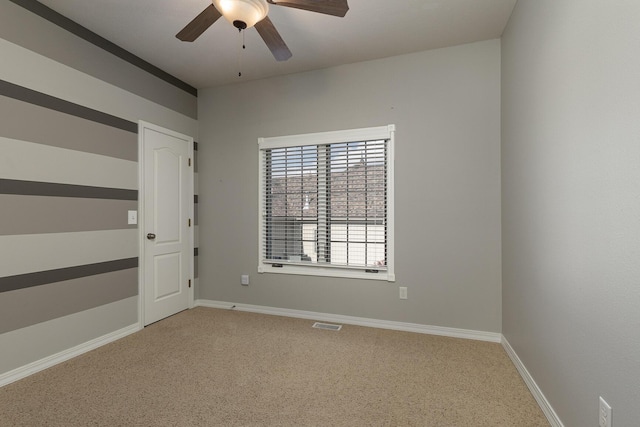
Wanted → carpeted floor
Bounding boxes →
[0,307,549,426]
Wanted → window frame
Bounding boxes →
[258,125,395,282]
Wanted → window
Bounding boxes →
[258,125,395,281]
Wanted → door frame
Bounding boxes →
[137,120,195,328]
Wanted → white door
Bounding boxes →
[140,122,193,326]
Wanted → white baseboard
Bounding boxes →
[501,336,564,427]
[195,299,501,343]
[0,323,140,388]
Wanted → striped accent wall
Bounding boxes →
[2,0,197,118]
[0,1,198,379]
[0,83,139,335]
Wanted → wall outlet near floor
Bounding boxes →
[399,287,408,300]
[241,275,249,286]
[599,396,612,427]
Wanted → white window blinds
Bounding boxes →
[258,125,395,281]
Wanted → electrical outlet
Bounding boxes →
[399,287,408,300]
[599,396,612,427]
[241,275,249,286]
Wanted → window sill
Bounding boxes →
[258,263,395,282]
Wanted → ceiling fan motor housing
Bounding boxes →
[233,20,248,30]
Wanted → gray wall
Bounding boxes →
[198,39,502,333]
[0,0,197,119]
[501,1,640,426]
[0,1,198,377]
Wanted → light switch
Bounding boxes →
[128,210,138,225]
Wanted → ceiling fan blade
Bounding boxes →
[176,4,222,42]
[255,16,292,62]
[267,0,349,17]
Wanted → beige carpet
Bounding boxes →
[0,307,549,426]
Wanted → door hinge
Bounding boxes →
[188,218,191,227]
[188,158,192,167]
[188,279,191,288]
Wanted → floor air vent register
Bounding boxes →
[312,322,342,331]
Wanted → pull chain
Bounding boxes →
[238,29,246,77]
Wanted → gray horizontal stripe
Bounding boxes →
[192,143,198,172]
[0,79,137,133]
[194,150,198,173]
[0,195,138,236]
[9,0,197,97]
[0,268,138,334]
[0,94,137,161]
[0,179,138,200]
[0,257,138,293]
[194,254,199,279]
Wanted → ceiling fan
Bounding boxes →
[176,0,349,61]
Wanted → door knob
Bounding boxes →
[147,233,156,240]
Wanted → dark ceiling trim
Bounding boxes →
[10,0,198,97]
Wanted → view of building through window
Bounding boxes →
[263,139,387,269]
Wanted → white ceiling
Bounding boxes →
[37,0,517,89]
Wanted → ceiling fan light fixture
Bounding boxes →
[211,0,269,29]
